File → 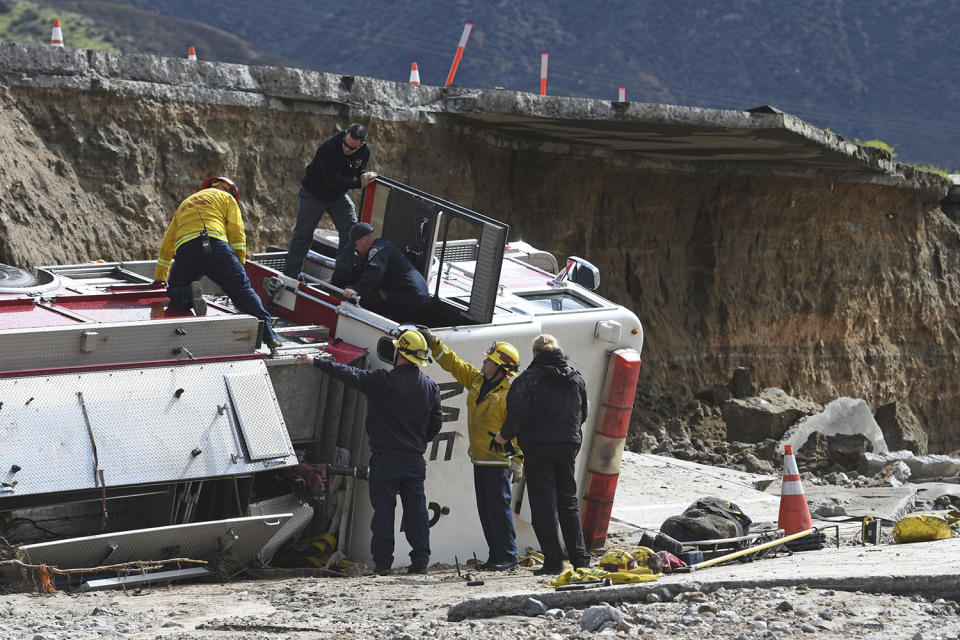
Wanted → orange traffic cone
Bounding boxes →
[187,46,197,61]
[409,62,420,85]
[778,444,813,535]
[50,18,64,47]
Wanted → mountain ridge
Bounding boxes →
[5,0,958,169]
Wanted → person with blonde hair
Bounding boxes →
[495,334,590,575]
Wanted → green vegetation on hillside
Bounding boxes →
[856,138,897,159]
[0,1,114,49]
[0,0,291,66]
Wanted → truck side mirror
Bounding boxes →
[556,256,600,290]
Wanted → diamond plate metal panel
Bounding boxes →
[0,360,295,499]
[16,514,292,569]
[225,372,291,460]
[257,502,314,565]
[0,315,261,372]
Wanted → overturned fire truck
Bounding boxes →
[0,177,643,589]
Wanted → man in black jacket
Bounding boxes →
[295,329,442,575]
[495,334,591,575]
[283,123,377,285]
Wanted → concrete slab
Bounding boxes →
[448,536,960,620]
[781,485,918,522]
[915,481,960,504]
[862,451,960,479]
[611,452,781,530]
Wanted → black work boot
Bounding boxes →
[533,563,564,576]
[190,281,207,316]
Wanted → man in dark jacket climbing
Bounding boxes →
[283,123,377,285]
[495,333,591,575]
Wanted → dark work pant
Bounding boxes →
[368,454,430,570]
[524,444,589,567]
[283,186,357,284]
[473,465,518,564]
[167,238,278,342]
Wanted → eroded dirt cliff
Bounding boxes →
[1,44,957,452]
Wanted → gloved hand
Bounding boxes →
[487,431,514,456]
[150,280,166,288]
[488,430,503,454]
[416,325,438,349]
[509,457,523,484]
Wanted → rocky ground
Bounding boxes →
[2,525,959,640]
[1,568,957,640]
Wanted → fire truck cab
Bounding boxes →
[0,178,642,585]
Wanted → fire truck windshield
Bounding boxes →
[518,290,601,312]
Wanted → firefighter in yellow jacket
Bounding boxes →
[153,177,280,348]
[418,326,522,571]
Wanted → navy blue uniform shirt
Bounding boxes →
[356,238,431,306]
[313,358,442,457]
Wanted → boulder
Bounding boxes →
[634,432,658,453]
[728,367,752,399]
[737,452,776,475]
[874,402,928,455]
[581,605,623,632]
[782,397,888,455]
[874,460,912,487]
[796,432,871,472]
[722,388,821,443]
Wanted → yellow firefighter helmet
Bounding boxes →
[484,341,520,376]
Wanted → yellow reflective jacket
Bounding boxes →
[154,188,247,281]
[431,339,518,466]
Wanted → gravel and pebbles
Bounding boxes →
[1,565,958,639]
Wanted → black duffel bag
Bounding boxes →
[659,496,753,542]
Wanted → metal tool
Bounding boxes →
[862,516,881,545]
[556,578,613,591]
[675,527,817,573]
[455,555,484,586]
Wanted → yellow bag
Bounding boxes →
[892,514,957,544]
[548,566,657,588]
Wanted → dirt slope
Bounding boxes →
[0,43,958,451]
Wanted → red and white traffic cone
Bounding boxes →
[778,444,813,535]
[409,62,420,85]
[187,46,197,61]
[50,18,64,48]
